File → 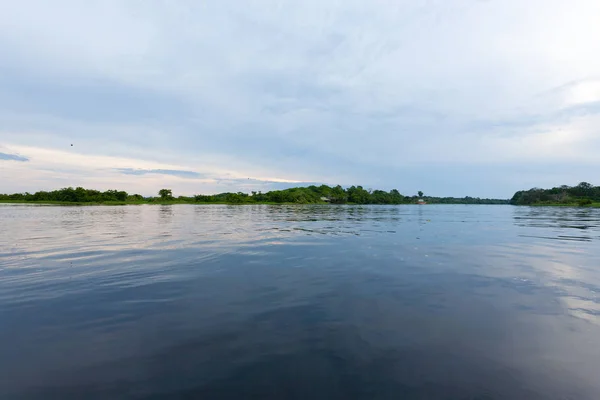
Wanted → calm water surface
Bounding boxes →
[1,204,600,399]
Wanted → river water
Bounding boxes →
[1,204,599,399]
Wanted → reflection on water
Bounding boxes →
[513,206,600,241]
[1,204,600,399]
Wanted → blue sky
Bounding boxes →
[1,0,599,198]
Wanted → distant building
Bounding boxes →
[417,198,427,205]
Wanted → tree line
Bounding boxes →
[510,182,600,206]
[0,187,140,203]
[1,185,508,205]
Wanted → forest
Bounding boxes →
[510,182,600,206]
[0,185,509,205]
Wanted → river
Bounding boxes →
[1,204,599,399]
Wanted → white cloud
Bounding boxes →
[564,80,600,107]
[0,145,306,195]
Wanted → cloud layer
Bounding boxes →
[1,0,599,197]
[116,169,205,179]
[0,152,29,162]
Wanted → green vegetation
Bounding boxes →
[158,189,173,200]
[0,187,134,203]
[0,185,509,205]
[510,182,600,207]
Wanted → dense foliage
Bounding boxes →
[1,185,509,205]
[0,187,136,203]
[193,185,407,204]
[510,182,600,206]
[158,189,173,200]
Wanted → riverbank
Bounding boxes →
[0,200,328,206]
[510,183,599,207]
[0,186,509,206]
[0,200,512,206]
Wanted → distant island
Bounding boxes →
[0,186,509,205]
[510,182,600,207]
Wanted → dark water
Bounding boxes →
[1,204,600,399]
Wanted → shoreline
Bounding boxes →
[2,201,597,207]
[0,200,513,206]
[0,186,510,206]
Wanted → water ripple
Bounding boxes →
[1,204,600,399]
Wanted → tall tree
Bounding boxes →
[159,189,173,200]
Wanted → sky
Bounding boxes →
[1,0,599,198]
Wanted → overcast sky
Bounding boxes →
[1,0,599,198]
